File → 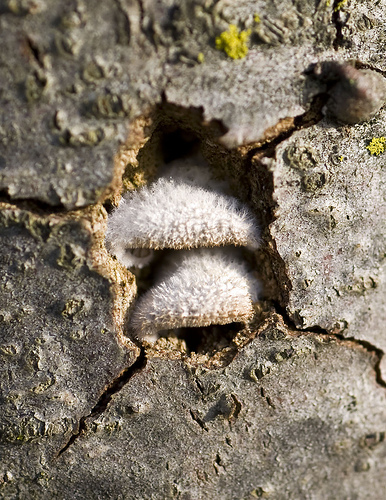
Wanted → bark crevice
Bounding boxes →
[56,347,147,457]
[273,301,386,389]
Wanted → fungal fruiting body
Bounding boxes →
[105,157,261,341]
[105,169,260,268]
[131,249,260,340]
[107,244,154,270]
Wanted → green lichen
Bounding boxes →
[215,25,251,60]
[334,0,348,11]
[366,136,386,156]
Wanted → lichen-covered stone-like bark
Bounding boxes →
[0,204,137,492]
[1,0,386,498]
[269,113,386,366]
[51,317,386,499]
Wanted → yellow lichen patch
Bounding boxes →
[366,136,386,156]
[254,14,261,23]
[215,25,251,60]
[334,0,348,12]
[197,52,205,63]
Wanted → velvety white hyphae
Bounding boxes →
[105,175,259,268]
[157,158,229,192]
[107,244,154,270]
[131,249,260,339]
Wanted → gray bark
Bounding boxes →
[1,0,386,498]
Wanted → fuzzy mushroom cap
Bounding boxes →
[106,166,260,268]
[130,249,260,339]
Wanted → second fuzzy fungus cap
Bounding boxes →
[106,157,261,341]
[131,249,260,340]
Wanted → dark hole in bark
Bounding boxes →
[174,323,244,355]
[161,128,201,163]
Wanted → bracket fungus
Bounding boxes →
[131,249,260,340]
[106,158,261,341]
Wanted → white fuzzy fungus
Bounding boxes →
[131,249,260,340]
[105,157,261,342]
[105,163,259,269]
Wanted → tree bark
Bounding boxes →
[1,1,386,498]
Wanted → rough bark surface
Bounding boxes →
[1,0,386,499]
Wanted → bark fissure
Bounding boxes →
[57,347,147,457]
[355,61,386,78]
[0,192,68,214]
[334,336,386,389]
[244,92,327,163]
[190,409,209,432]
[331,0,348,50]
[137,0,145,28]
[272,301,386,389]
[25,35,45,68]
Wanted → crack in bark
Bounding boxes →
[0,191,68,214]
[331,0,349,51]
[56,347,147,457]
[189,409,208,432]
[272,301,386,389]
[25,35,45,68]
[213,453,225,474]
[115,0,132,45]
[260,387,276,410]
[194,377,205,395]
[333,336,386,389]
[229,394,242,420]
[137,0,144,28]
[355,61,386,78]
[243,92,327,163]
